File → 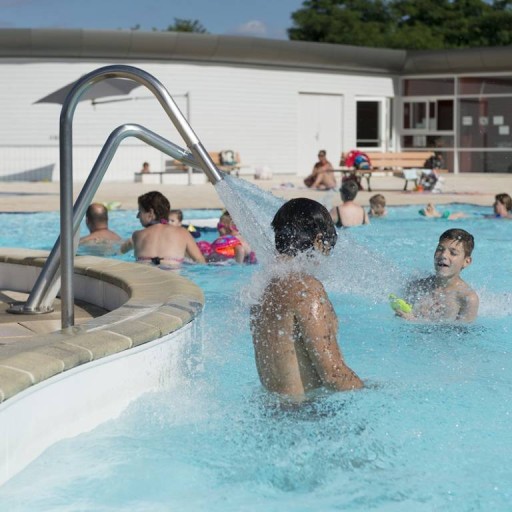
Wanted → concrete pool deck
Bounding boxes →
[0,172,511,212]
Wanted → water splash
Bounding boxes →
[476,289,512,317]
[214,175,283,266]
[215,175,406,302]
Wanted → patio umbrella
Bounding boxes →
[34,77,142,106]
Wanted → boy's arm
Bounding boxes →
[295,279,363,391]
[457,290,479,322]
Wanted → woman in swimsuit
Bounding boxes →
[120,191,205,266]
[329,180,370,228]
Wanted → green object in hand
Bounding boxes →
[389,294,413,313]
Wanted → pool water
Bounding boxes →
[1,201,512,511]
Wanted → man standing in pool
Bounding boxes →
[395,228,479,323]
[80,203,122,244]
[250,198,363,399]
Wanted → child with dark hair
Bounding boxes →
[396,228,479,323]
[250,198,363,400]
[329,180,369,227]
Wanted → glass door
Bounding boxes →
[356,98,390,151]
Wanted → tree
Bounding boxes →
[164,18,208,34]
[288,0,512,49]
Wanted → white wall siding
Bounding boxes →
[0,60,395,181]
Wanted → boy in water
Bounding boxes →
[396,228,479,323]
[250,198,363,400]
[368,194,387,218]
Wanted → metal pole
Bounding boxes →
[17,65,225,327]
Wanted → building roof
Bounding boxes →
[1,28,511,75]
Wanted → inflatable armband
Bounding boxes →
[389,294,413,314]
[211,235,241,258]
[197,241,213,256]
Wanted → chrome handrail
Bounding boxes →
[9,65,224,328]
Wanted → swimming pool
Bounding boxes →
[1,201,511,510]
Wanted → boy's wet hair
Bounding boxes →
[439,228,475,256]
[138,191,170,221]
[169,209,183,222]
[272,198,337,256]
[369,194,386,207]
[340,180,359,201]
[496,193,512,211]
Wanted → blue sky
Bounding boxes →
[0,0,305,39]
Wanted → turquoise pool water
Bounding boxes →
[1,202,512,511]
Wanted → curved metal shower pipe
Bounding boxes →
[15,65,224,328]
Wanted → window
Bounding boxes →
[403,100,453,131]
[356,101,380,147]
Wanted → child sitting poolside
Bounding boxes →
[395,228,479,323]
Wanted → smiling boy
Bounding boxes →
[396,228,479,323]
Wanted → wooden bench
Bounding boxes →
[335,151,444,191]
[367,151,434,191]
[133,159,207,185]
[208,151,242,176]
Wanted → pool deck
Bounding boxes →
[0,172,511,212]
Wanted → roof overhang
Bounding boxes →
[0,28,511,76]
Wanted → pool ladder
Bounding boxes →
[7,65,224,328]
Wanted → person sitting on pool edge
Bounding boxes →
[120,191,205,266]
[303,150,337,190]
[418,203,467,220]
[250,198,363,400]
[395,228,479,323]
[79,203,122,248]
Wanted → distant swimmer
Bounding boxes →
[250,198,363,401]
[395,228,479,323]
[484,193,512,219]
[418,203,467,220]
[79,203,122,256]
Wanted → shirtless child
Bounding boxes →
[396,228,479,323]
[250,198,363,400]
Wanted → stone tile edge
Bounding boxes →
[0,250,205,403]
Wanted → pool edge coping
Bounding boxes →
[0,249,205,404]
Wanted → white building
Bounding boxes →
[1,28,512,181]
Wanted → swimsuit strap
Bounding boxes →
[336,206,343,228]
[137,256,184,265]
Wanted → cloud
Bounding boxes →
[233,20,268,38]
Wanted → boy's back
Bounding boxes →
[251,272,362,398]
